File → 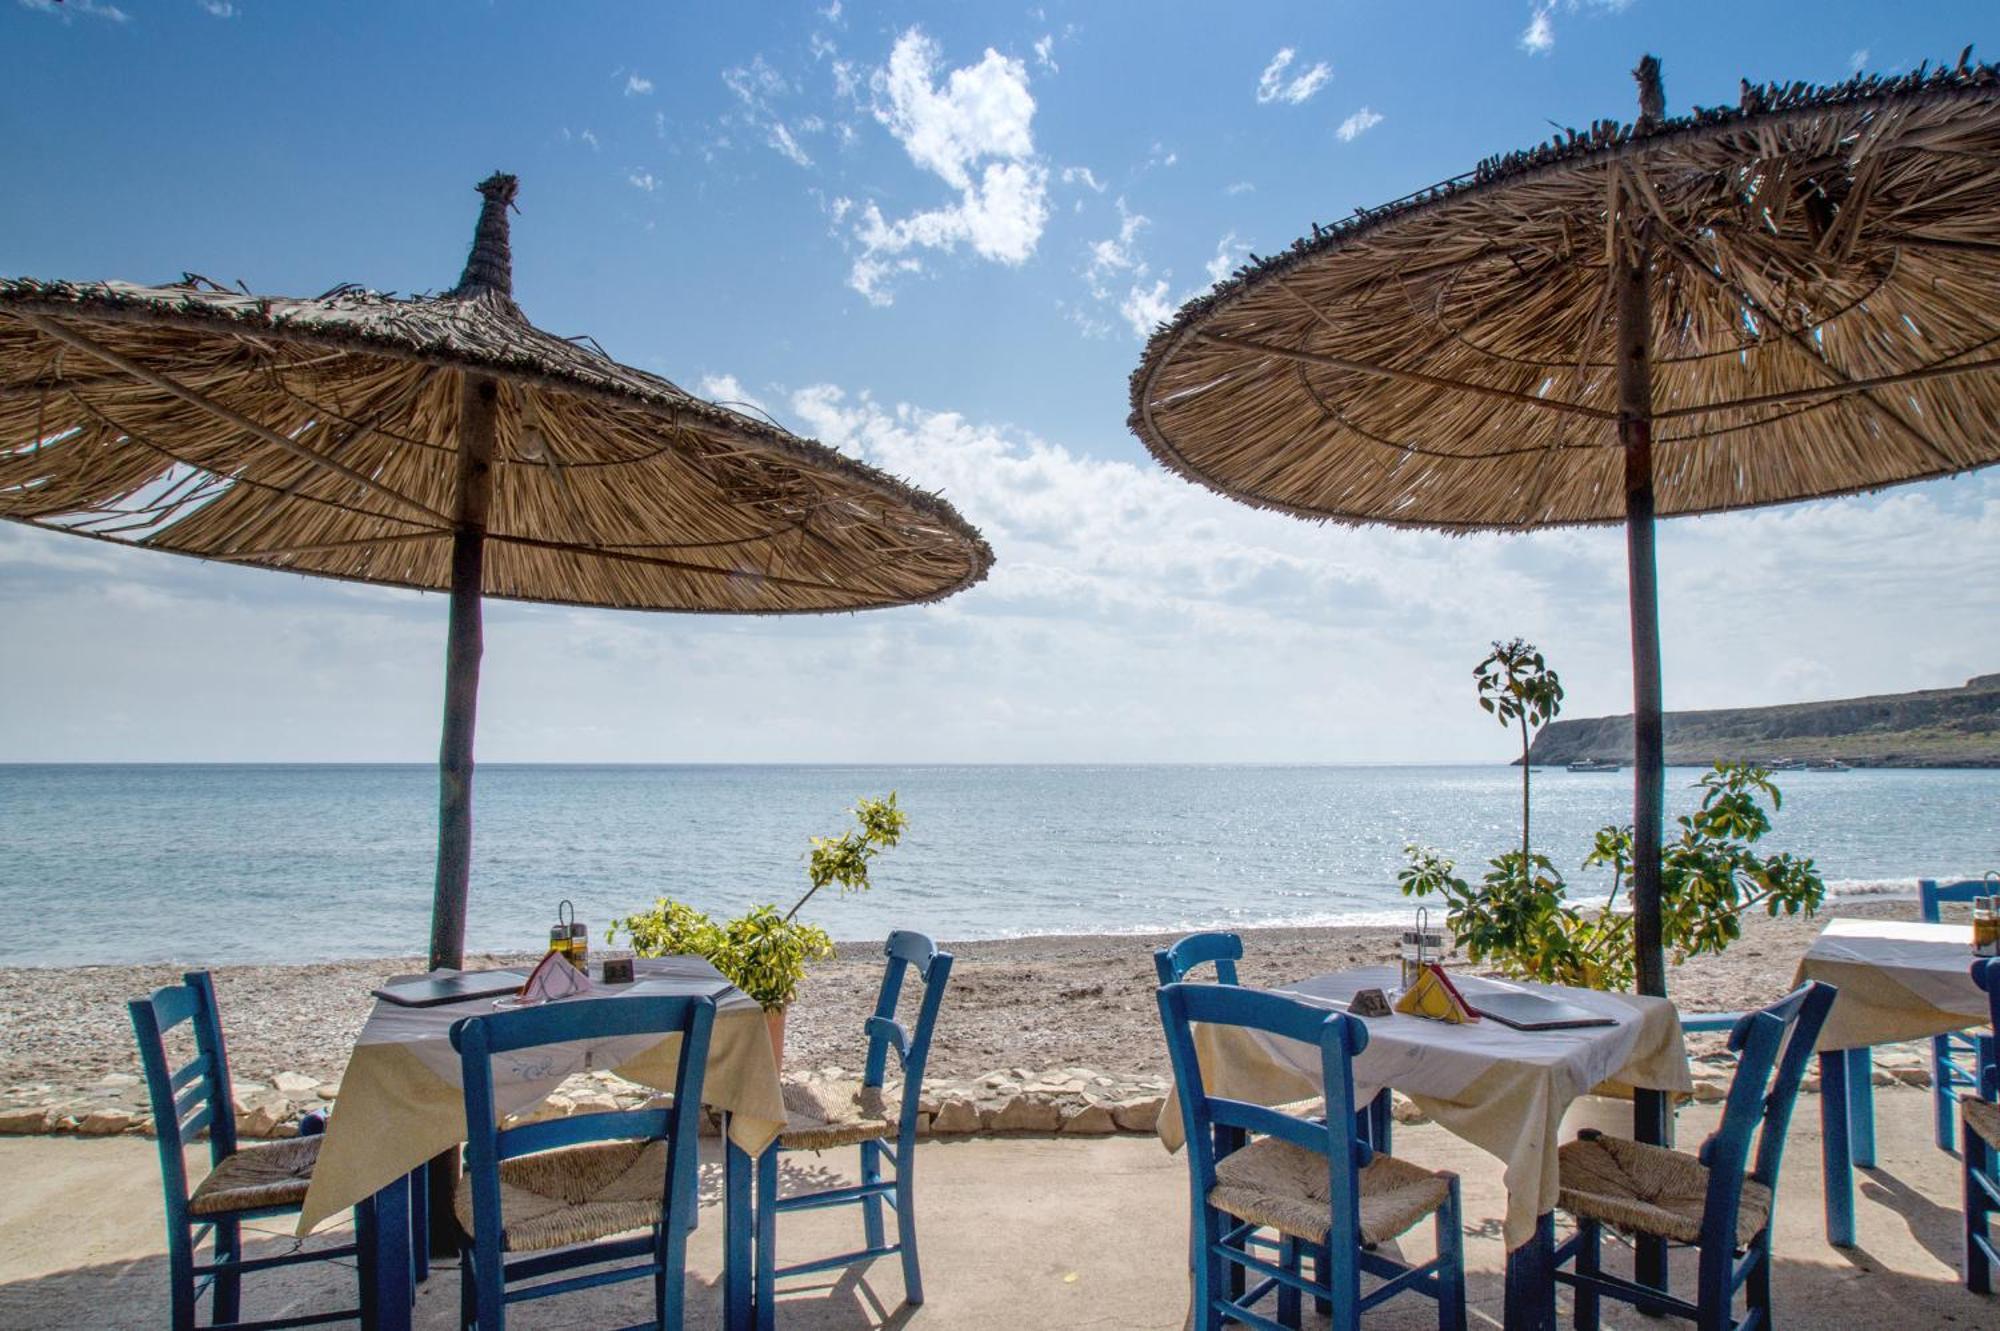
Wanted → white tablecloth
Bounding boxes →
[298,956,784,1235]
[1158,965,1691,1250]
[1795,919,1991,1051]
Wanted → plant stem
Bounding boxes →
[782,882,820,924]
[1519,712,1532,865]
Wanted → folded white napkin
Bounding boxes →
[519,950,594,1002]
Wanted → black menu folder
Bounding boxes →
[372,970,526,1007]
[1470,990,1616,1031]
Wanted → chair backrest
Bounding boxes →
[1694,980,1836,1249]
[129,971,240,1211]
[1919,877,1993,922]
[1158,982,1372,1248]
[862,930,954,1129]
[1974,958,2000,1099]
[451,995,715,1251]
[1154,931,1243,986]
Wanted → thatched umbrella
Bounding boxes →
[1,173,992,971]
[1130,55,2000,1004]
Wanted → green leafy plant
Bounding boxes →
[610,793,906,1011]
[1399,642,1825,989]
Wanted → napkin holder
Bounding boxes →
[519,949,594,1002]
[1393,963,1476,1024]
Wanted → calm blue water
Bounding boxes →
[1,764,1994,966]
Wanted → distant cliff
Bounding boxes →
[1523,674,2000,769]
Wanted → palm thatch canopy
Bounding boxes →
[0,182,990,613]
[1131,57,2000,530]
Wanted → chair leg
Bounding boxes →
[660,1219,689,1331]
[859,1139,886,1253]
[895,1144,925,1305]
[212,1216,243,1325]
[1969,1127,1994,1295]
[1192,1204,1225,1331]
[1746,1244,1772,1326]
[755,1147,778,1331]
[1436,1176,1466,1331]
[457,1246,474,1330]
[1310,1242,1331,1318]
[1572,1217,1601,1331]
[1278,1235,1302,1326]
[1934,1035,1958,1153]
[167,1220,197,1331]
[1848,1047,1877,1169]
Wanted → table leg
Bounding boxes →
[424,1146,459,1260]
[1847,1046,1877,1168]
[1822,1049,1855,1246]
[724,1131,754,1331]
[357,1170,412,1331]
[1502,1212,1556,1331]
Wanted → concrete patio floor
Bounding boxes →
[0,1085,1990,1328]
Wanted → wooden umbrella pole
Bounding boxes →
[428,371,498,972]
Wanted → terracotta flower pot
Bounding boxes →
[764,1005,786,1073]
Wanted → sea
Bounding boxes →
[2,763,1994,967]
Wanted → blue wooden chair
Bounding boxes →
[1158,980,1466,1331]
[754,930,952,1320]
[450,994,715,1330]
[1962,957,2000,1294]
[1155,931,1390,1153]
[1155,930,1244,987]
[129,971,371,1330]
[1552,980,1836,1331]
[1922,877,1999,1152]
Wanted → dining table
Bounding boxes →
[298,955,789,1330]
[1157,963,1693,1331]
[1793,918,1995,1246]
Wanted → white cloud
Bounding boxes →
[1336,106,1384,142]
[1851,48,1870,73]
[809,31,837,62]
[19,0,130,21]
[1205,232,1249,286]
[627,171,659,192]
[1520,6,1555,54]
[1120,279,1174,338]
[561,127,601,152]
[197,1,236,16]
[841,29,1050,304]
[723,55,822,169]
[1084,199,1148,298]
[1256,48,1332,105]
[1224,181,1256,196]
[1034,34,1057,73]
[1060,166,1105,193]
[818,0,842,21]
[625,72,655,96]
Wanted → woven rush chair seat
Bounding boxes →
[779,1078,897,1151]
[1558,1133,1770,1248]
[452,1139,672,1254]
[1208,1135,1453,1246]
[1966,1095,2000,1150]
[187,1135,324,1217]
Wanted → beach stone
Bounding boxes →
[315,1083,341,1101]
[1389,1092,1428,1126]
[235,1096,293,1139]
[914,1112,931,1138]
[1110,1095,1163,1134]
[0,1106,52,1135]
[1060,1102,1116,1135]
[1691,1079,1731,1103]
[273,1072,319,1096]
[988,1097,1062,1133]
[931,1099,980,1134]
[569,1092,619,1115]
[512,1094,573,1125]
[94,1073,140,1090]
[76,1109,135,1136]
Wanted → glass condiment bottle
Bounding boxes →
[566,921,589,972]
[549,921,571,962]
[1974,897,1998,958]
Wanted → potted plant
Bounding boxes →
[611,794,907,1067]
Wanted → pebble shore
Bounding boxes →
[0,901,1942,1141]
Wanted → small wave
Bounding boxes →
[1822,877,1922,902]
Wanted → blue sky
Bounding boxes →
[3,0,1997,763]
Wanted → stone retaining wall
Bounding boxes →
[0,1041,1944,1142]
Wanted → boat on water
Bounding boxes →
[1567,758,1622,772]
[1806,758,1854,772]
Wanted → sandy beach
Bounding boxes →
[0,899,1919,1118]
